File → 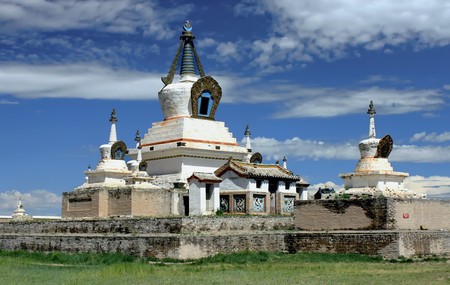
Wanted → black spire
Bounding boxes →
[161,20,205,86]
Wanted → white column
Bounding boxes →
[109,109,118,144]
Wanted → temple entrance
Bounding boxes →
[183,196,189,216]
[269,180,278,214]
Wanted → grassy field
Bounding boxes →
[0,250,448,285]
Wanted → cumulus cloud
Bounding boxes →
[0,0,191,39]
[404,176,450,197]
[224,80,445,118]
[0,63,162,100]
[410,131,450,143]
[248,136,450,163]
[236,0,450,66]
[0,190,61,216]
[392,145,450,163]
[251,136,357,161]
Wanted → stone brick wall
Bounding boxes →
[294,199,389,230]
[108,189,132,216]
[131,189,174,217]
[294,199,450,231]
[391,199,450,230]
[63,187,178,218]
[62,189,102,218]
[285,231,399,258]
[0,216,448,259]
[0,216,292,235]
[398,231,450,257]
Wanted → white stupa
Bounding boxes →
[128,21,248,186]
[339,101,422,199]
[12,199,31,220]
[74,109,157,190]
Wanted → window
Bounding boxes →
[198,91,213,117]
[205,184,213,200]
[285,181,290,190]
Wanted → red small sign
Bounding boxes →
[403,213,409,219]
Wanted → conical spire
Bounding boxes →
[135,130,142,163]
[161,20,205,86]
[367,101,376,138]
[244,125,252,151]
[109,108,118,144]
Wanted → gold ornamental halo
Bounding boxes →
[191,75,222,120]
[111,141,127,160]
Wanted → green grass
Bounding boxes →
[0,250,448,285]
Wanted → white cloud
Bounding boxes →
[238,0,450,65]
[0,63,162,100]
[404,175,450,196]
[198,37,217,48]
[410,131,450,143]
[251,136,358,161]
[392,145,450,163]
[0,0,192,39]
[0,189,61,216]
[249,136,450,163]
[224,80,445,118]
[216,42,241,61]
[0,99,18,104]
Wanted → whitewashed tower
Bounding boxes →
[128,21,248,185]
[339,101,421,198]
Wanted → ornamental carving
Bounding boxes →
[250,152,263,164]
[253,195,265,212]
[375,135,393,158]
[220,196,229,212]
[139,161,148,171]
[111,141,127,160]
[284,196,295,212]
[191,75,222,120]
[234,195,246,213]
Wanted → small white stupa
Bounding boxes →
[339,101,422,199]
[62,110,161,219]
[12,198,31,220]
[81,109,131,186]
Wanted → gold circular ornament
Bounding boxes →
[111,141,127,160]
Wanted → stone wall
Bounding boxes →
[63,188,178,218]
[391,199,450,230]
[0,216,448,259]
[131,189,174,217]
[285,231,450,259]
[108,189,132,216]
[294,198,450,231]
[398,231,450,257]
[285,231,399,257]
[294,199,390,230]
[0,216,293,235]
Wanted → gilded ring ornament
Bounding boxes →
[111,141,127,160]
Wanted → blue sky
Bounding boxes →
[1,0,450,215]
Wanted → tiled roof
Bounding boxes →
[187,172,222,183]
[215,159,300,180]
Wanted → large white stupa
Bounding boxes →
[128,21,248,186]
[339,101,423,199]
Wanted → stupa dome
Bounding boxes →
[158,77,197,119]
